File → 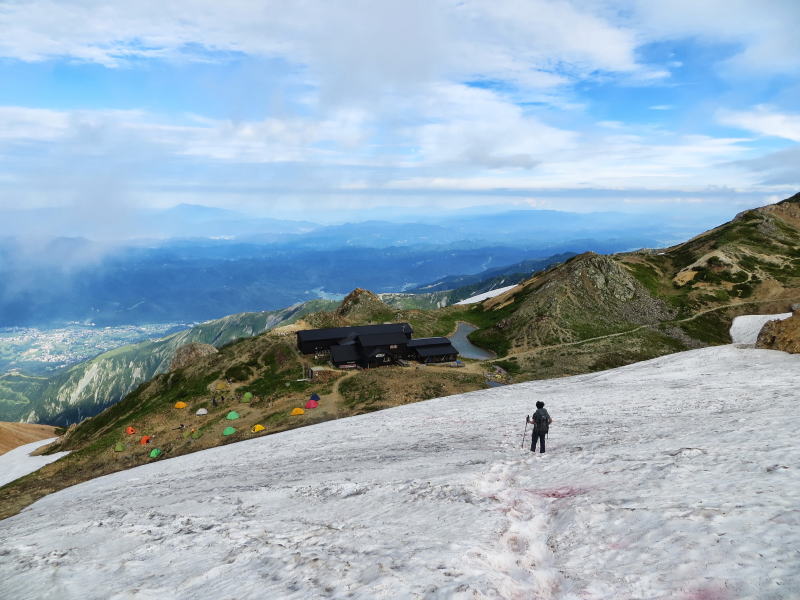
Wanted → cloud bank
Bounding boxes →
[0,0,797,232]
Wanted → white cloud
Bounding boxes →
[0,0,645,96]
[718,106,800,143]
[0,106,71,141]
[408,84,576,169]
[386,130,755,191]
[0,105,371,164]
[627,0,800,75]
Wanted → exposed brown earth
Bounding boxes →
[0,422,58,455]
[756,311,800,353]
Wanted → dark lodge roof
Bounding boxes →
[330,344,360,363]
[357,332,411,347]
[297,323,412,343]
[415,344,458,358]
[407,337,451,348]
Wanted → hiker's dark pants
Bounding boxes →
[531,433,546,453]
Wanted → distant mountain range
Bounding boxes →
[0,206,711,327]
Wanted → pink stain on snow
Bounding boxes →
[682,586,729,600]
[536,486,587,499]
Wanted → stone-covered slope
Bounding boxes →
[621,192,800,311]
[756,311,800,353]
[476,252,675,352]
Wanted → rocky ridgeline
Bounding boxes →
[335,288,388,318]
[756,311,800,354]
[169,343,218,371]
[483,252,674,349]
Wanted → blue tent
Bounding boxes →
[310,393,320,401]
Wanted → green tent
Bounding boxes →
[226,411,240,420]
[149,448,162,458]
[222,426,237,436]
[242,392,253,403]
[114,442,125,452]
[191,430,203,439]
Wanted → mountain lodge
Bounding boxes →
[296,323,458,368]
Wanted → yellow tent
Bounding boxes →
[251,424,265,433]
[174,401,188,409]
[290,408,305,416]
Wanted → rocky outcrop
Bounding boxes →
[482,253,675,350]
[756,311,800,353]
[170,342,218,371]
[335,288,392,320]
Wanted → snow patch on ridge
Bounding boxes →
[730,312,792,344]
[455,284,518,305]
[0,437,69,487]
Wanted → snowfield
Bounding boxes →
[0,438,69,488]
[730,313,793,345]
[1,345,799,599]
[454,285,518,305]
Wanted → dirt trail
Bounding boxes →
[328,370,358,404]
[304,370,360,420]
[0,422,58,455]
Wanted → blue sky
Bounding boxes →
[0,0,798,231]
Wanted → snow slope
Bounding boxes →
[0,438,69,488]
[1,345,799,599]
[454,284,518,305]
[730,312,793,344]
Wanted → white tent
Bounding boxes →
[195,408,208,416]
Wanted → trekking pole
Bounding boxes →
[521,416,528,449]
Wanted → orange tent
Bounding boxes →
[139,435,152,445]
[290,408,305,416]
[125,426,136,435]
[174,401,188,409]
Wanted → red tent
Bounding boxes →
[125,426,136,435]
[304,399,319,409]
[139,435,152,445]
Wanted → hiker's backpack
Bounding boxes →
[534,409,550,434]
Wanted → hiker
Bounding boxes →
[211,395,218,408]
[527,401,552,453]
